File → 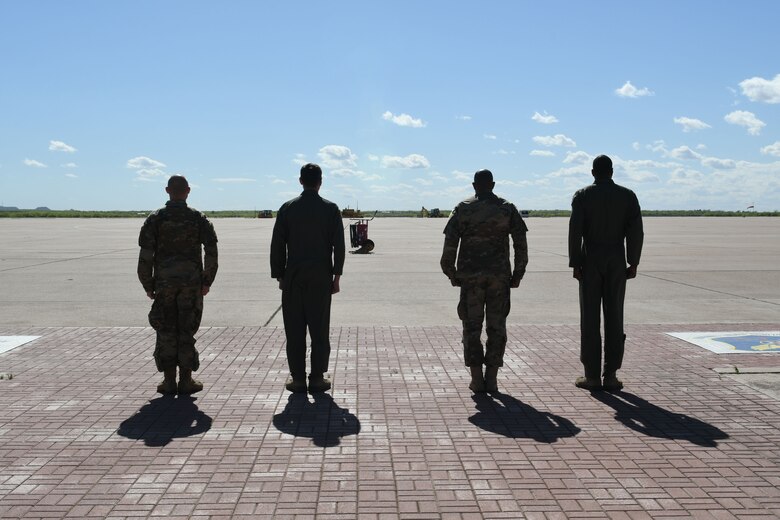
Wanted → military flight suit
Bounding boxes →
[270,190,345,379]
[441,192,528,367]
[138,200,218,372]
[568,178,643,379]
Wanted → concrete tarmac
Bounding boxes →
[0,217,778,327]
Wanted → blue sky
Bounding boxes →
[1,1,779,211]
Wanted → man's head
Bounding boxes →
[472,169,495,194]
[166,175,190,200]
[300,163,323,190]
[591,155,613,180]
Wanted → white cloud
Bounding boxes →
[49,140,77,153]
[674,117,711,133]
[455,115,472,121]
[494,149,515,155]
[318,145,357,169]
[483,134,497,140]
[632,142,641,151]
[625,171,660,182]
[701,157,737,169]
[668,168,705,186]
[530,150,555,157]
[211,178,257,183]
[271,179,287,184]
[24,159,47,168]
[761,141,780,157]
[669,146,702,160]
[414,177,434,186]
[696,144,708,150]
[382,111,426,128]
[381,154,430,169]
[531,111,558,124]
[126,156,168,178]
[367,154,379,161]
[292,153,307,166]
[563,151,591,165]
[61,162,78,168]
[615,81,654,98]
[739,74,780,104]
[65,173,78,179]
[452,170,472,181]
[127,156,166,170]
[533,134,576,147]
[724,110,765,135]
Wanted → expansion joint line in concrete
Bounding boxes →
[263,304,283,327]
[0,248,138,273]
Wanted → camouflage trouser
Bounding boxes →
[148,285,203,372]
[457,275,511,367]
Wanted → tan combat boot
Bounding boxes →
[157,368,177,395]
[178,368,203,394]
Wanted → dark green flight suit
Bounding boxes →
[138,200,218,372]
[270,190,345,379]
[568,178,643,379]
[441,192,528,367]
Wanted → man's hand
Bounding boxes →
[277,278,283,290]
[510,278,521,288]
[450,277,461,287]
[146,290,155,300]
[201,285,210,296]
[572,267,583,281]
[331,275,341,294]
[626,265,637,279]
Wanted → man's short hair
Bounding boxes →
[167,175,189,193]
[592,155,613,178]
[473,169,494,183]
[300,163,322,188]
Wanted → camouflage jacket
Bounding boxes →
[440,192,528,283]
[568,179,643,268]
[137,200,219,292]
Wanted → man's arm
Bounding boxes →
[509,206,528,288]
[201,218,219,295]
[625,192,644,279]
[440,207,460,286]
[568,193,584,280]
[332,207,345,277]
[270,207,287,280]
[137,218,156,298]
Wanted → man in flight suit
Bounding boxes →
[569,155,643,391]
[441,169,528,393]
[138,175,219,395]
[271,163,345,393]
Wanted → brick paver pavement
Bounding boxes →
[1,324,779,519]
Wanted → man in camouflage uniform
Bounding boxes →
[569,155,643,391]
[138,175,219,395]
[441,169,528,393]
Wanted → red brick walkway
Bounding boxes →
[1,324,779,519]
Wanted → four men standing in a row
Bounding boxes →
[138,156,642,395]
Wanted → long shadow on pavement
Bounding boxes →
[593,390,729,447]
[273,393,361,448]
[469,393,581,442]
[117,395,212,447]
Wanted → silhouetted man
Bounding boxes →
[138,175,218,395]
[271,163,345,393]
[441,169,528,393]
[569,155,643,391]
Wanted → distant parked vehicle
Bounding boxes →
[257,210,273,218]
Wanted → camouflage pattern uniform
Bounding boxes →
[138,200,218,372]
[441,192,528,367]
